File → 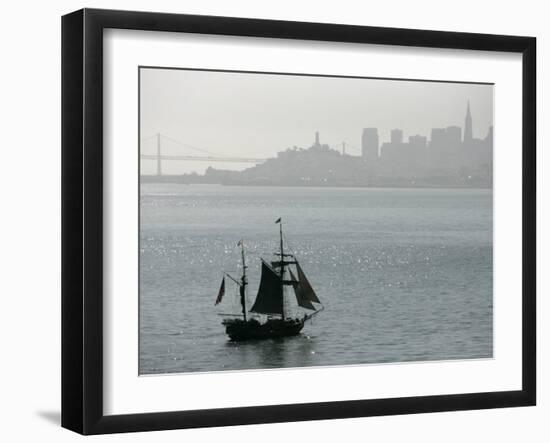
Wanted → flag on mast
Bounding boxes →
[275,217,281,224]
[215,276,225,305]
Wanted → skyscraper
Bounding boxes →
[361,128,379,166]
[390,129,403,144]
[446,126,462,144]
[409,135,427,149]
[464,100,473,143]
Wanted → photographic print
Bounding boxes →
[138,67,494,375]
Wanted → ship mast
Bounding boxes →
[240,240,248,321]
[279,219,285,321]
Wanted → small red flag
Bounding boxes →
[215,277,225,305]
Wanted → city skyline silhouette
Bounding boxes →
[140,67,493,180]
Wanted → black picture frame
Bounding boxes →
[61,8,536,435]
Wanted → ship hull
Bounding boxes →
[223,318,304,341]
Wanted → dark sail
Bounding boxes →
[296,261,321,304]
[289,269,316,310]
[250,261,283,315]
[215,277,225,305]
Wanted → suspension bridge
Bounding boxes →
[141,133,266,176]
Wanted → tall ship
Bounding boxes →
[215,218,324,341]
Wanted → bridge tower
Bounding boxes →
[156,133,162,176]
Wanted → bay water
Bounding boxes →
[139,184,492,374]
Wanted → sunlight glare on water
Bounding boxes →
[139,184,492,375]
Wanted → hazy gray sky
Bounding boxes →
[140,67,493,174]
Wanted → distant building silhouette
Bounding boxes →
[430,128,446,145]
[361,128,379,167]
[446,126,462,144]
[409,135,427,149]
[409,135,428,170]
[390,129,403,144]
[314,131,321,147]
[485,126,493,145]
[464,100,473,143]
[380,129,411,177]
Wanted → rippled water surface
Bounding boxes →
[139,184,492,374]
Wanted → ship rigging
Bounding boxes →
[215,218,323,341]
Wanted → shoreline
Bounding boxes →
[139,177,492,191]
